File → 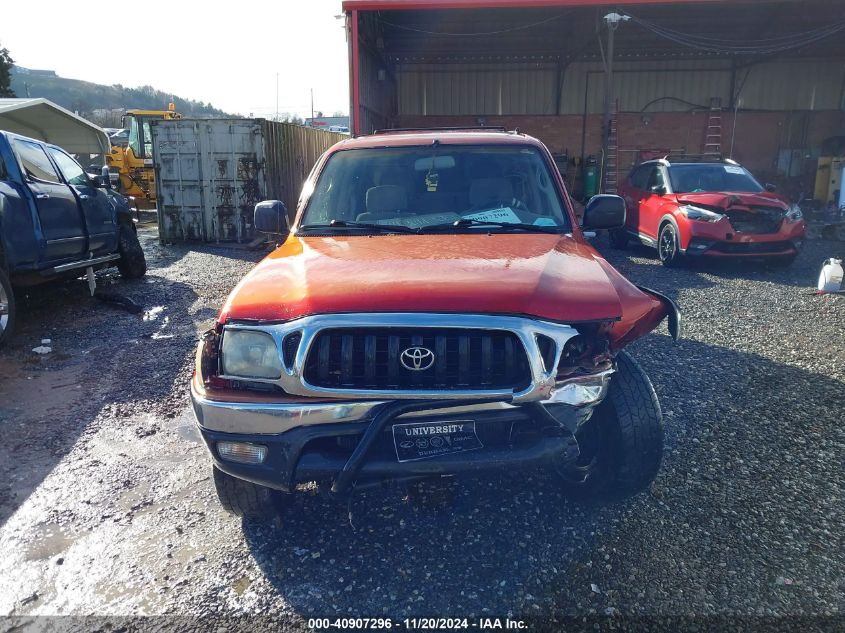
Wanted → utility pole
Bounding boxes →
[275,72,279,122]
[311,88,315,121]
[602,13,629,189]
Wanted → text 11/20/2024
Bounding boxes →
[307,617,528,630]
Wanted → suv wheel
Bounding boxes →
[608,228,629,249]
[117,223,147,279]
[0,268,15,347]
[658,223,683,267]
[212,466,288,520]
[559,351,664,503]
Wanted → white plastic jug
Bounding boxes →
[818,258,844,294]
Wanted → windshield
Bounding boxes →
[300,145,570,233]
[668,164,764,194]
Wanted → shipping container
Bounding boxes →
[151,118,344,243]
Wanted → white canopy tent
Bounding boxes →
[0,98,110,158]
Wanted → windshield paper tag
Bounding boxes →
[465,208,521,224]
[724,165,745,174]
[533,217,556,227]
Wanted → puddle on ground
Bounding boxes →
[143,306,166,322]
[21,522,78,562]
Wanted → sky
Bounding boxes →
[1,0,351,119]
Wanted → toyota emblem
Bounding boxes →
[400,346,435,371]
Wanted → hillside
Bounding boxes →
[10,67,228,124]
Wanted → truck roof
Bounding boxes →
[332,128,546,151]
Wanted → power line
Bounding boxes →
[627,12,845,55]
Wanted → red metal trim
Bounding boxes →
[342,0,732,11]
[351,10,361,136]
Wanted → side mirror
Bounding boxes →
[650,184,667,196]
[583,194,626,230]
[90,165,112,189]
[254,200,289,235]
[765,183,777,193]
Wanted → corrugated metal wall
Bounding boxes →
[563,60,733,114]
[263,121,345,218]
[398,63,558,115]
[396,59,845,116]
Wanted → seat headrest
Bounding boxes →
[366,185,407,215]
[469,178,513,207]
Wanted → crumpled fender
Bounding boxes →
[595,258,682,351]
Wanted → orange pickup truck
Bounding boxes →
[190,128,680,520]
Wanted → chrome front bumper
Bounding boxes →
[191,370,613,435]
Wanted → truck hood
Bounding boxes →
[675,191,788,210]
[219,233,672,346]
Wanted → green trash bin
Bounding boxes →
[582,156,599,201]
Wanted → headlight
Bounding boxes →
[220,330,282,379]
[786,204,803,222]
[679,205,725,223]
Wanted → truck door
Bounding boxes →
[48,147,117,255]
[12,138,87,261]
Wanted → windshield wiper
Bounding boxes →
[298,220,417,234]
[422,218,561,234]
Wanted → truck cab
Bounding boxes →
[0,130,147,347]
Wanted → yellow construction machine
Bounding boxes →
[106,103,181,208]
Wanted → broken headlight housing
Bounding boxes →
[220,329,283,379]
[679,204,725,223]
[786,204,803,222]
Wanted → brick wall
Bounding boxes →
[394,111,845,196]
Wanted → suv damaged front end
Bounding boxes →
[192,287,678,503]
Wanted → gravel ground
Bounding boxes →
[0,227,843,629]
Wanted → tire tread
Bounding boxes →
[117,224,147,279]
[213,466,281,519]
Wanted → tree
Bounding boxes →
[0,43,15,98]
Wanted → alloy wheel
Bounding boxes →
[659,228,676,262]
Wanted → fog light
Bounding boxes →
[217,441,268,464]
[687,239,713,252]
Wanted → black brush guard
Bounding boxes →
[200,398,581,498]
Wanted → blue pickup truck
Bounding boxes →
[0,130,147,347]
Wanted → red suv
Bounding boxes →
[614,158,805,267]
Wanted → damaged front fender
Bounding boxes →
[636,285,682,341]
[594,258,682,351]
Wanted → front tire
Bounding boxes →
[212,466,287,520]
[658,223,683,267]
[0,268,15,348]
[117,223,147,279]
[560,351,664,503]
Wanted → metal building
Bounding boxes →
[342,0,845,199]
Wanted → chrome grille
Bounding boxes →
[303,328,532,391]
